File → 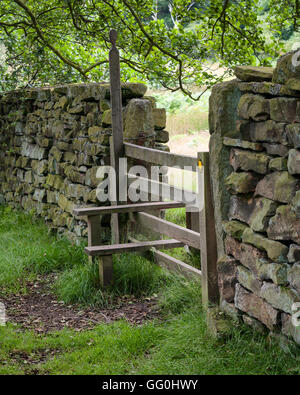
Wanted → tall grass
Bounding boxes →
[149,88,210,136]
[0,207,86,295]
[56,253,168,307]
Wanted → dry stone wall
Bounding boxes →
[210,51,300,345]
[0,82,168,242]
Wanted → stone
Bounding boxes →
[15,156,30,168]
[64,166,85,184]
[209,79,242,138]
[155,129,169,143]
[249,197,278,232]
[234,284,279,330]
[63,151,77,164]
[102,110,112,126]
[229,148,270,174]
[287,244,300,263]
[281,313,300,346]
[269,157,288,171]
[66,183,89,200]
[288,148,300,174]
[58,194,75,214]
[45,174,64,190]
[49,146,63,162]
[245,120,287,145]
[223,137,263,151]
[292,191,300,218]
[36,136,50,148]
[225,171,261,194]
[286,77,300,91]
[255,171,300,204]
[273,49,300,84]
[85,167,104,188]
[234,66,273,82]
[262,143,289,157]
[237,265,263,295]
[33,189,45,202]
[238,81,300,97]
[260,282,300,314]
[242,314,267,333]
[31,160,48,175]
[269,97,298,123]
[225,237,287,285]
[286,123,300,148]
[206,307,233,338]
[228,195,256,224]
[24,170,33,184]
[209,80,241,259]
[217,255,238,303]
[267,205,300,244]
[153,108,166,130]
[287,263,300,294]
[21,142,46,160]
[220,299,240,321]
[143,96,156,108]
[124,98,154,139]
[223,220,248,241]
[46,190,58,204]
[237,94,270,121]
[242,227,288,263]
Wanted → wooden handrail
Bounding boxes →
[124,142,198,171]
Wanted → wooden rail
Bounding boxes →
[127,175,197,206]
[124,142,198,171]
[85,239,184,256]
[130,212,201,249]
[73,201,185,217]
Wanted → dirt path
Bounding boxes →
[1,275,160,333]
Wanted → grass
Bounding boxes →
[0,206,300,375]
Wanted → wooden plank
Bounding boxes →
[124,142,197,171]
[73,201,185,217]
[128,175,197,206]
[154,250,202,279]
[85,239,184,256]
[128,236,201,280]
[87,215,102,247]
[87,214,113,288]
[109,29,125,245]
[131,212,201,249]
[198,152,219,307]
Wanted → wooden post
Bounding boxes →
[198,152,219,308]
[109,29,126,245]
[87,215,113,287]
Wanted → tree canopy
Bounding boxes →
[0,0,299,98]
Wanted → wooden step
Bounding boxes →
[85,239,184,256]
[73,201,185,217]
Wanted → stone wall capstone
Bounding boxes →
[0,82,168,242]
[210,50,300,346]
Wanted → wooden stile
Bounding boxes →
[74,29,219,313]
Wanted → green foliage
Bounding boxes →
[0,0,287,97]
[0,207,86,294]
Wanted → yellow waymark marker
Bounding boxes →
[198,160,202,168]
